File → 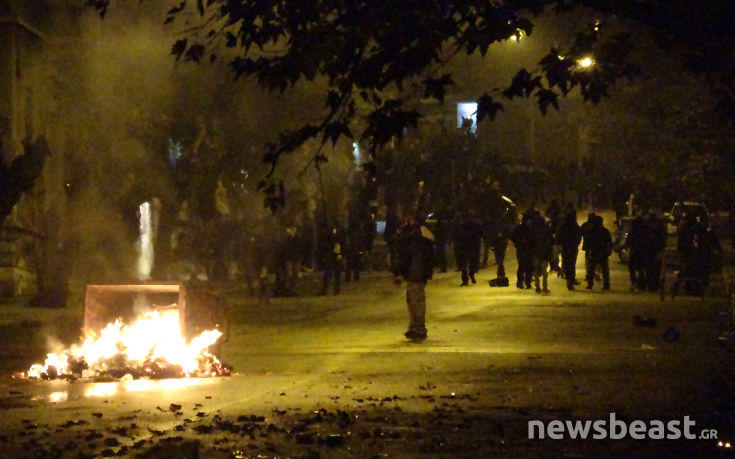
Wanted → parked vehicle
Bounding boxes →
[613,214,671,264]
[664,201,709,235]
[612,216,634,263]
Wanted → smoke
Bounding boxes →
[44,334,66,356]
[137,201,153,280]
[36,1,343,294]
[42,3,178,290]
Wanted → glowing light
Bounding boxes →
[352,141,361,165]
[123,377,211,392]
[154,377,212,390]
[137,201,154,280]
[124,379,155,392]
[577,56,595,68]
[85,383,118,398]
[27,308,224,379]
[49,391,68,403]
[508,30,524,41]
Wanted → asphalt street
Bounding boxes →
[0,242,734,458]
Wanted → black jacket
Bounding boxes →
[583,221,612,258]
[392,223,435,282]
[556,217,582,252]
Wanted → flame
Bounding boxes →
[49,391,69,403]
[27,309,225,379]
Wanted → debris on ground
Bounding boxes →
[633,314,658,327]
[663,325,680,342]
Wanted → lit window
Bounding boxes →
[457,102,477,133]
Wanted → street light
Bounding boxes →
[577,56,595,68]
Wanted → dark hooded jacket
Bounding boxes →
[392,221,435,282]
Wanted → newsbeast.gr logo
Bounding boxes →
[528,413,718,440]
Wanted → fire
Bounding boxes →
[26,309,227,380]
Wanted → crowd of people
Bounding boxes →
[623,212,667,292]
[426,199,615,295]
[425,199,727,297]
[228,180,724,341]
[389,195,727,340]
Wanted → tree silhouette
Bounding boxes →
[0,136,49,228]
[85,2,644,194]
[86,0,734,210]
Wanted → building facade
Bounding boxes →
[0,1,81,298]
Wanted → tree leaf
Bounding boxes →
[225,32,237,48]
[536,89,559,115]
[476,94,503,122]
[423,74,454,103]
[171,39,188,61]
[166,2,186,15]
[185,44,206,62]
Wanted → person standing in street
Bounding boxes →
[643,210,666,291]
[544,200,562,275]
[580,212,597,284]
[583,214,612,290]
[391,211,435,340]
[452,209,482,286]
[529,211,554,294]
[556,211,582,290]
[485,192,515,285]
[625,215,648,292]
[316,213,343,296]
[510,213,533,289]
[432,208,451,273]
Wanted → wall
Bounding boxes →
[0,0,82,299]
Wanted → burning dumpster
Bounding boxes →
[23,283,230,380]
[83,283,229,348]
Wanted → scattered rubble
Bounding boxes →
[0,391,514,458]
[663,325,680,341]
[633,314,658,327]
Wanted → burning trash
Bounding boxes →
[18,282,230,381]
[23,308,229,380]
